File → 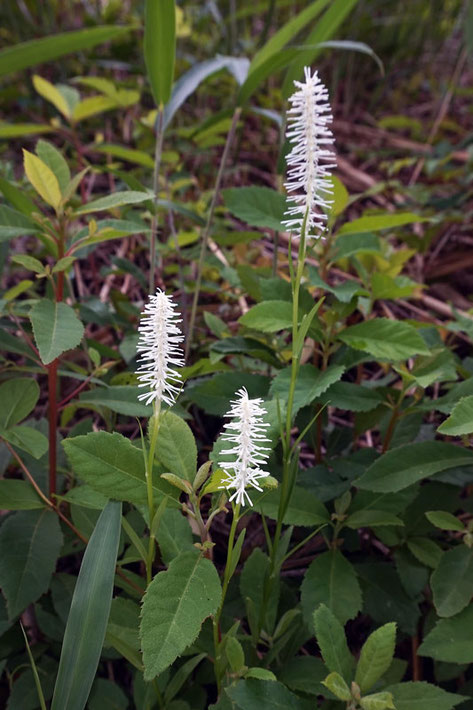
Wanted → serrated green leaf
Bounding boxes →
[0,424,48,459]
[223,187,286,231]
[258,486,329,527]
[355,623,396,692]
[386,682,464,710]
[156,508,194,565]
[155,412,197,481]
[0,480,44,510]
[419,604,473,663]
[270,364,345,419]
[425,511,464,532]
[0,378,39,428]
[30,300,84,364]
[431,545,473,617]
[0,509,62,618]
[302,550,362,627]
[140,551,221,679]
[313,604,354,682]
[338,318,429,361]
[322,671,351,701]
[356,442,473,492]
[345,510,404,529]
[227,678,306,709]
[318,381,383,412]
[437,395,473,436]
[407,537,443,569]
[51,501,121,710]
[239,300,293,333]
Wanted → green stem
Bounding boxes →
[213,503,240,691]
[149,106,165,294]
[145,400,161,584]
[186,106,242,361]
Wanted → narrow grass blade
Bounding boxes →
[50,500,122,710]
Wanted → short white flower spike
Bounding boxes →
[219,388,270,506]
[136,289,184,407]
[283,66,336,238]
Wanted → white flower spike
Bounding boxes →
[136,289,184,407]
[219,388,270,506]
[283,66,336,238]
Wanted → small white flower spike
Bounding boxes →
[283,66,336,238]
[219,388,270,506]
[136,289,184,407]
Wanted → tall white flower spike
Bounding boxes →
[219,388,270,506]
[283,66,336,238]
[136,289,184,407]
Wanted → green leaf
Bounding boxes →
[0,509,62,618]
[33,76,71,118]
[280,656,327,696]
[338,318,429,361]
[23,150,62,211]
[407,537,443,569]
[155,508,194,565]
[301,550,362,627]
[50,501,121,710]
[0,425,48,459]
[356,442,473,492]
[270,364,345,418]
[74,190,152,215]
[313,603,354,682]
[239,300,293,333]
[0,123,54,139]
[0,480,44,510]
[144,0,175,106]
[63,431,169,506]
[386,682,464,710]
[227,678,306,710]
[258,486,329,527]
[105,597,140,653]
[156,412,197,481]
[357,563,419,635]
[425,511,464,532]
[345,510,404,529]
[0,175,36,215]
[0,378,39,428]
[333,232,381,260]
[36,139,71,193]
[78,386,153,417]
[94,144,154,168]
[188,373,269,416]
[223,187,286,231]
[240,548,279,632]
[88,678,128,710]
[11,254,44,273]
[318,381,383,412]
[140,550,221,679]
[338,212,429,235]
[360,692,395,710]
[437,396,473,436]
[431,545,473,617]
[30,300,84,365]
[355,623,396,692]
[0,26,131,78]
[419,604,473,663]
[322,672,351,701]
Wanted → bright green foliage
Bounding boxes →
[30,300,84,364]
[322,671,351,700]
[313,604,354,682]
[437,395,473,436]
[355,623,396,692]
[425,511,465,532]
[240,300,293,332]
[51,501,122,710]
[140,551,221,679]
[144,0,176,106]
[302,550,362,626]
[0,509,62,618]
[270,364,345,417]
[419,604,473,663]
[338,318,429,361]
[360,692,395,710]
[431,545,473,617]
[223,187,286,231]
[155,411,197,481]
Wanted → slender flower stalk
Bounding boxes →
[219,388,270,506]
[283,66,336,239]
[135,288,184,582]
[136,289,185,408]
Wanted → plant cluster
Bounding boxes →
[0,2,472,710]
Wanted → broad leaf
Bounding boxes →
[345,510,404,529]
[337,318,429,361]
[357,563,419,635]
[0,378,39,428]
[437,395,473,436]
[318,381,383,412]
[223,187,286,231]
[0,509,62,618]
[74,190,152,215]
[36,139,71,192]
[425,511,464,532]
[155,412,197,481]
[227,678,306,710]
[280,656,327,696]
[270,364,345,418]
[356,442,473,492]
[51,501,122,710]
[322,672,351,701]
[0,480,44,510]
[33,76,71,118]
[23,150,61,211]
[431,545,473,617]
[338,212,429,235]
[386,682,464,710]
[188,372,269,416]
[240,548,279,632]
[313,604,354,682]
[155,508,194,565]
[140,551,221,679]
[419,604,473,663]
[258,487,329,527]
[240,300,293,332]
[30,300,84,364]
[301,550,362,626]
[78,385,153,417]
[0,425,48,459]
[355,623,396,692]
